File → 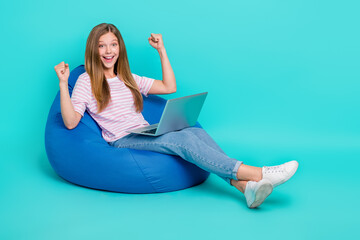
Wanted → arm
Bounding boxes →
[147,34,177,95]
[55,62,82,129]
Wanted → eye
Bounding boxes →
[99,45,104,48]
[112,43,117,47]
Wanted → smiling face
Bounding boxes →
[98,32,119,77]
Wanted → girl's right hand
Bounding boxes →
[54,62,70,85]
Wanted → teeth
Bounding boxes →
[104,56,113,59]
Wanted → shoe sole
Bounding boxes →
[249,182,273,208]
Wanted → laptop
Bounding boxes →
[127,92,208,136]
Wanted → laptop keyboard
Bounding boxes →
[142,128,157,134]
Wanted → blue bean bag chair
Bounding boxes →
[45,65,209,193]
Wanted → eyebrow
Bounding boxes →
[99,39,118,43]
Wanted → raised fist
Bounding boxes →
[148,33,164,51]
[54,61,70,85]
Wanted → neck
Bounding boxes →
[104,68,116,79]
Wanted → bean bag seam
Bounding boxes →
[127,149,157,193]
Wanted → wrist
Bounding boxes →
[59,82,68,89]
[157,47,166,54]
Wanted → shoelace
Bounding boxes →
[264,165,284,174]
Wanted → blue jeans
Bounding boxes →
[108,127,242,185]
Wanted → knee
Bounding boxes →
[163,129,193,141]
[170,127,206,140]
[186,127,207,136]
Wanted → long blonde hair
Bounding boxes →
[85,23,143,113]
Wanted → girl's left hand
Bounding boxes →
[148,33,165,51]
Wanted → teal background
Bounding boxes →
[1,0,359,239]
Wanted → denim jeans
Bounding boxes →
[108,127,242,185]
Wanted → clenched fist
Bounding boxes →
[54,62,70,85]
[148,33,165,51]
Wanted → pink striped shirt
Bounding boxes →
[71,72,155,142]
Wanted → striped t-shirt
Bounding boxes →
[71,72,155,142]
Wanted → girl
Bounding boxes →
[54,23,298,208]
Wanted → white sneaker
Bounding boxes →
[244,179,273,208]
[262,160,299,187]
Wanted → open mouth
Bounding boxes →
[103,56,115,63]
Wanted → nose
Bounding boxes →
[106,45,111,53]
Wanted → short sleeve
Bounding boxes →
[71,75,91,116]
[132,73,155,97]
